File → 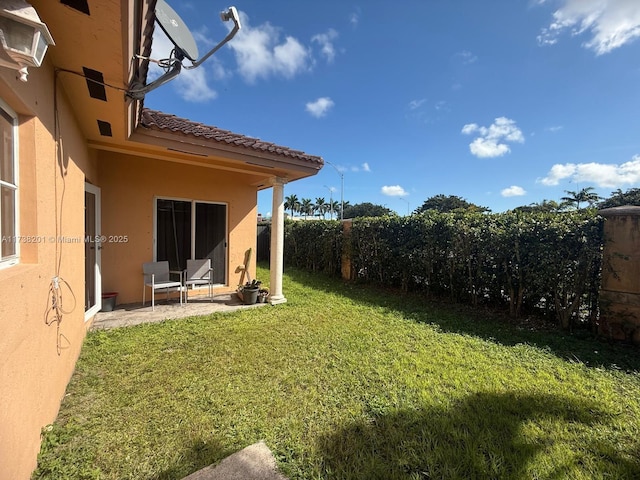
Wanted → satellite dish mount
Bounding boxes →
[127,0,241,99]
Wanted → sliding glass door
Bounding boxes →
[156,199,191,275]
[156,198,227,284]
[194,202,227,283]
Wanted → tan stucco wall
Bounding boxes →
[98,151,258,305]
[0,66,95,478]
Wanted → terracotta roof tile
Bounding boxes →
[140,108,323,166]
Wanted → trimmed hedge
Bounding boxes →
[284,220,343,276]
[283,211,604,330]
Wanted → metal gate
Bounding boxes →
[257,223,270,262]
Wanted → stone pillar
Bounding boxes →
[341,219,354,280]
[598,206,640,342]
[269,177,287,305]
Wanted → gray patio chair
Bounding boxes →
[183,258,214,303]
[142,261,183,310]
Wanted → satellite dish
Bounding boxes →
[127,1,241,99]
[155,0,198,62]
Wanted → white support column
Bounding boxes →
[269,177,287,305]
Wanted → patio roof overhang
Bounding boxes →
[126,108,323,187]
[30,0,323,185]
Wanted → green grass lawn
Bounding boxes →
[34,265,640,479]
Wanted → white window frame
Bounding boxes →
[0,98,18,268]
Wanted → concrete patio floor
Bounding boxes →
[90,293,269,330]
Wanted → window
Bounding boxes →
[155,198,227,284]
[0,100,17,266]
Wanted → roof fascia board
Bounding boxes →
[127,128,322,174]
[90,141,285,178]
[89,141,313,185]
[126,0,149,139]
[88,140,319,180]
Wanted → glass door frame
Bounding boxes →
[84,182,101,320]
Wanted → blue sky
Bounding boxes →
[146,0,640,216]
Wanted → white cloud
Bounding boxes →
[540,155,640,187]
[461,123,479,135]
[312,29,339,63]
[469,138,511,158]
[501,185,527,197]
[545,125,564,133]
[350,163,371,172]
[306,97,334,118]
[192,27,216,50]
[349,10,360,27]
[435,100,449,111]
[538,0,640,55]
[177,68,218,102]
[540,163,578,185]
[344,163,371,173]
[409,98,427,110]
[456,50,478,64]
[274,37,309,76]
[381,185,408,197]
[228,12,310,83]
[461,117,525,158]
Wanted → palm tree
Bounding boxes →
[329,200,340,219]
[340,200,350,220]
[583,188,603,207]
[284,194,300,217]
[315,197,327,218]
[561,187,602,210]
[300,198,314,219]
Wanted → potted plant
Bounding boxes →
[257,287,269,303]
[238,279,261,305]
[100,292,118,312]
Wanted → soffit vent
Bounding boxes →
[97,120,112,137]
[82,67,107,101]
[60,0,90,15]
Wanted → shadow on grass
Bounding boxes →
[151,437,234,480]
[318,392,638,480]
[282,266,640,373]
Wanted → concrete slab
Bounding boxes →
[90,294,268,330]
[182,441,288,480]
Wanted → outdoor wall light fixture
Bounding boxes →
[0,0,54,82]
